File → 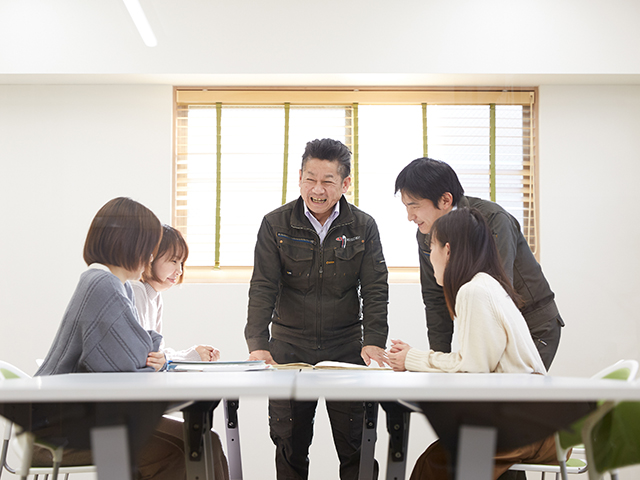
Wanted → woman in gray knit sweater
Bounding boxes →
[33,197,229,480]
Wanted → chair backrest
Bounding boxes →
[0,361,83,479]
[1,361,29,479]
[591,359,639,382]
[0,361,30,380]
[557,359,639,451]
[586,400,640,477]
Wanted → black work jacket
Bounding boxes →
[418,196,561,353]
[245,196,389,352]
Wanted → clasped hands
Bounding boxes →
[387,339,411,371]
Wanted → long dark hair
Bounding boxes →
[431,208,521,319]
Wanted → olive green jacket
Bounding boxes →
[246,196,389,352]
[418,195,561,353]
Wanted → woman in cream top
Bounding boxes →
[388,208,545,374]
[388,208,551,480]
[402,271,546,374]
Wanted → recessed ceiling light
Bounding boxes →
[122,0,157,47]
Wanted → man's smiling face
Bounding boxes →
[299,158,351,225]
[401,191,449,234]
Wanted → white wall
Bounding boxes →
[2,83,640,479]
[0,85,173,365]
[2,0,640,77]
[538,85,640,376]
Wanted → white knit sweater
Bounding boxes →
[405,273,546,374]
[131,280,201,361]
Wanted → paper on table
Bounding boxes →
[167,360,272,372]
[274,361,390,371]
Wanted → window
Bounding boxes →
[174,88,537,281]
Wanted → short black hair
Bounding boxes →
[301,138,351,179]
[395,157,464,207]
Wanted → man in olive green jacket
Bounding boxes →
[395,157,563,371]
[245,138,388,480]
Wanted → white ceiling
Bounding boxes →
[2,0,640,86]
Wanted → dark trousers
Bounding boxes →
[268,338,373,480]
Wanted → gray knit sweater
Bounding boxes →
[36,265,163,375]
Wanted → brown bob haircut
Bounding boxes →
[83,197,162,273]
[430,207,521,320]
[142,224,189,284]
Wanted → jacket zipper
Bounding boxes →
[292,225,323,348]
[292,220,353,350]
[276,232,315,245]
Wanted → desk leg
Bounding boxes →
[383,403,411,480]
[91,425,134,480]
[455,425,496,480]
[183,402,218,480]
[224,399,242,480]
[358,401,378,480]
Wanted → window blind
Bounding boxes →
[174,88,537,272]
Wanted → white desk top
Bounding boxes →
[294,370,640,402]
[2,370,640,404]
[0,370,296,402]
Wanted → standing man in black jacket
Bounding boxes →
[395,157,563,371]
[245,138,389,480]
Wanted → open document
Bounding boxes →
[274,361,390,371]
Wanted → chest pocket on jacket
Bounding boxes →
[333,240,365,285]
[277,234,314,290]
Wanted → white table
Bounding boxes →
[3,370,640,480]
[295,370,640,480]
[0,370,296,480]
[0,370,296,402]
[294,370,640,401]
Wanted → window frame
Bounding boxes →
[172,86,539,284]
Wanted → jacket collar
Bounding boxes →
[457,195,470,209]
[291,195,354,230]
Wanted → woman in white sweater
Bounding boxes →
[388,208,554,480]
[132,224,220,363]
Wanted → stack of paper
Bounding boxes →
[167,360,272,372]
